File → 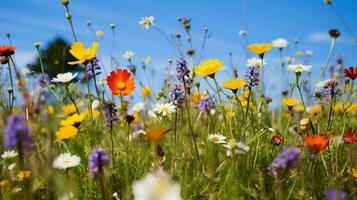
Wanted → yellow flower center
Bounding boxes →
[117,82,126,90]
[63,160,70,164]
[212,137,220,143]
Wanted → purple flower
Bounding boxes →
[176,58,192,92]
[268,147,300,176]
[88,148,111,177]
[169,84,185,107]
[103,102,119,130]
[323,80,340,101]
[87,58,101,79]
[245,66,259,88]
[198,95,214,112]
[4,115,34,153]
[324,188,347,200]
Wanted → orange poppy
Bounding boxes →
[0,45,16,56]
[343,128,357,144]
[304,133,332,153]
[106,69,135,96]
[146,126,168,143]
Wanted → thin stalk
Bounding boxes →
[295,74,306,111]
[7,61,14,113]
[64,85,79,114]
[84,64,93,118]
[65,5,78,42]
[318,38,335,82]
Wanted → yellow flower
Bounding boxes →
[0,180,9,187]
[222,79,246,92]
[46,105,55,115]
[282,98,301,108]
[95,30,104,37]
[194,59,223,77]
[191,91,202,104]
[334,102,357,114]
[56,126,78,141]
[247,43,273,56]
[40,127,49,134]
[295,50,303,56]
[17,170,31,181]
[146,126,167,143]
[307,104,322,116]
[351,168,357,178]
[238,90,250,106]
[141,86,151,97]
[68,42,99,65]
[145,56,152,64]
[80,109,100,118]
[132,113,140,124]
[294,105,305,113]
[226,111,235,119]
[60,114,85,126]
[63,104,77,115]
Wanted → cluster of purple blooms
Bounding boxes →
[4,115,34,153]
[86,58,101,79]
[324,187,347,200]
[103,101,119,130]
[169,84,185,107]
[176,58,192,93]
[245,66,260,88]
[198,94,214,112]
[268,147,300,177]
[323,80,340,101]
[88,147,111,177]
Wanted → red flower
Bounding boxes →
[186,49,195,56]
[343,66,357,80]
[304,133,332,153]
[106,69,135,96]
[0,45,16,56]
[271,135,283,145]
[343,128,357,144]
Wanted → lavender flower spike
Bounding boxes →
[324,187,347,200]
[4,115,34,153]
[176,58,192,92]
[88,147,111,177]
[103,102,119,130]
[268,146,300,176]
[169,84,185,107]
[245,66,260,88]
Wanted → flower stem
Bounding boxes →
[318,38,335,82]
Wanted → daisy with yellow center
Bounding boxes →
[194,59,223,78]
[247,43,273,58]
[68,42,99,65]
[208,133,226,144]
[222,79,246,93]
[282,98,301,109]
[52,153,81,170]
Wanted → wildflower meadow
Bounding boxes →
[0,0,356,199]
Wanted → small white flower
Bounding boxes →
[305,50,314,56]
[132,102,147,113]
[238,30,247,36]
[152,102,176,117]
[92,100,100,109]
[113,192,120,200]
[208,133,226,144]
[8,163,16,170]
[287,64,312,73]
[1,150,18,159]
[315,79,330,88]
[132,169,181,200]
[21,67,31,75]
[246,57,267,67]
[53,153,81,170]
[139,16,155,29]
[122,50,135,61]
[209,109,216,116]
[51,72,77,83]
[130,130,147,141]
[223,141,250,156]
[272,38,289,49]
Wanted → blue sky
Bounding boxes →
[0,0,356,103]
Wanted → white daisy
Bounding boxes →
[51,72,77,83]
[152,102,176,117]
[1,150,18,159]
[132,169,181,200]
[287,64,312,73]
[91,100,100,109]
[208,133,226,144]
[272,38,288,49]
[246,57,267,67]
[315,79,330,88]
[223,140,250,157]
[139,16,155,30]
[8,163,16,170]
[122,50,135,61]
[53,153,81,170]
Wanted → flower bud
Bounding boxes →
[0,57,9,64]
[329,29,340,38]
[110,23,116,29]
[300,118,310,131]
[7,87,13,93]
[62,0,69,6]
[65,12,72,19]
[324,0,332,5]
[33,42,41,48]
[86,20,91,26]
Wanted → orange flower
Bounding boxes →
[0,45,16,56]
[304,133,332,153]
[146,126,168,143]
[343,128,357,144]
[106,69,135,96]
